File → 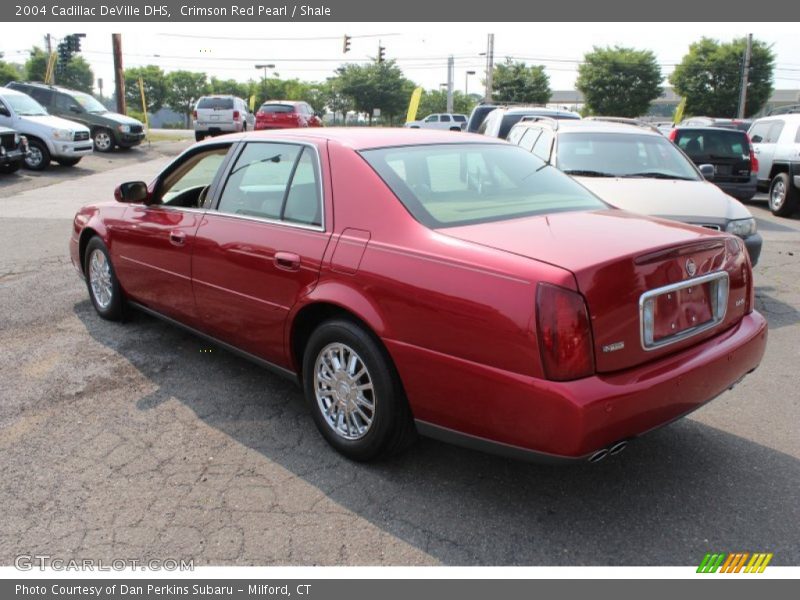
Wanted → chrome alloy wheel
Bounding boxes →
[314,342,376,440]
[94,131,112,151]
[25,145,43,168]
[88,249,113,309]
[770,178,786,212]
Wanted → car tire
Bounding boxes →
[24,139,50,170]
[56,157,82,167]
[768,172,799,217]
[0,161,22,174]
[84,237,125,321]
[92,128,116,153]
[302,319,416,461]
[195,132,205,142]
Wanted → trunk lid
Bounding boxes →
[441,209,750,373]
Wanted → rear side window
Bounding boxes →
[361,143,605,228]
[217,143,321,226]
[507,126,525,145]
[197,97,234,110]
[27,87,53,106]
[453,115,466,122]
[259,104,295,113]
[532,129,554,162]
[767,121,785,143]
[441,115,451,122]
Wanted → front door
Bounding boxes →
[191,140,331,366]
[111,143,233,323]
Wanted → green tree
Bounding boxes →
[415,89,477,119]
[24,47,49,82]
[58,56,94,93]
[670,37,775,118]
[334,60,415,125]
[491,60,551,104]
[0,56,21,85]
[125,65,168,113]
[576,46,662,117]
[165,70,207,126]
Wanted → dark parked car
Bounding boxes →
[0,125,28,174]
[669,126,758,202]
[70,129,766,463]
[7,81,145,152]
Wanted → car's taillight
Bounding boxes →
[536,283,595,381]
[668,129,677,142]
[233,110,240,120]
[192,110,197,120]
[746,134,759,172]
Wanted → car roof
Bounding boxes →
[673,125,748,133]
[196,127,506,150]
[9,81,81,95]
[514,119,661,136]
[753,113,800,123]
[0,86,30,97]
[260,100,303,105]
[499,106,578,115]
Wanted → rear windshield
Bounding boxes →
[674,129,749,160]
[259,104,295,113]
[360,143,606,228]
[197,97,234,110]
[556,132,701,180]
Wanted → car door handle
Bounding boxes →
[169,231,186,246]
[274,251,301,271]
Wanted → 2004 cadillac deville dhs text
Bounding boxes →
[69,129,767,463]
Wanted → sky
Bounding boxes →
[2,22,800,96]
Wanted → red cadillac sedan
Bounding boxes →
[70,129,767,463]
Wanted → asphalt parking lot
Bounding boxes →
[0,149,798,566]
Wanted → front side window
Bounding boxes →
[556,132,700,180]
[361,143,605,228]
[158,146,230,207]
[216,142,322,227]
[425,115,439,123]
[71,92,107,114]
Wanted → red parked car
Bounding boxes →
[70,129,767,463]
[254,100,322,130]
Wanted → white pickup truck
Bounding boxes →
[405,113,468,131]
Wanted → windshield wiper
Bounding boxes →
[562,169,616,177]
[621,171,695,180]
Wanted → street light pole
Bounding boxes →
[255,63,275,102]
[465,70,476,96]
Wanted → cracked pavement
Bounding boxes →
[0,151,798,566]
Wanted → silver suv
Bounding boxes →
[193,95,254,141]
[748,114,800,216]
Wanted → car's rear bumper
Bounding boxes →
[387,311,767,459]
[716,177,757,201]
[254,123,301,130]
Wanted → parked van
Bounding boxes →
[193,95,254,141]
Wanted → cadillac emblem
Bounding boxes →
[685,258,697,277]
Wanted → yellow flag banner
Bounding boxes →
[673,97,687,126]
[249,95,256,112]
[406,87,423,124]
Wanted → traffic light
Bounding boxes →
[342,34,351,54]
[378,45,385,63]
[57,40,70,64]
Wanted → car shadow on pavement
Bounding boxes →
[756,285,800,329]
[74,301,800,566]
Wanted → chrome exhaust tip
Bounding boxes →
[608,440,628,456]
[588,449,609,463]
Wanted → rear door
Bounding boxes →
[191,140,331,365]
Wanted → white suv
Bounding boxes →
[193,95,254,141]
[0,87,92,170]
[748,114,800,216]
[405,113,468,131]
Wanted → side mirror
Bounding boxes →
[69,105,83,114]
[114,181,149,203]
[0,105,10,117]
[698,164,715,180]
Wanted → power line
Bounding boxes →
[156,32,401,41]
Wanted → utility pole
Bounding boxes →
[737,33,753,119]
[45,34,54,84]
[484,33,495,103]
[112,34,126,115]
[446,55,454,113]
